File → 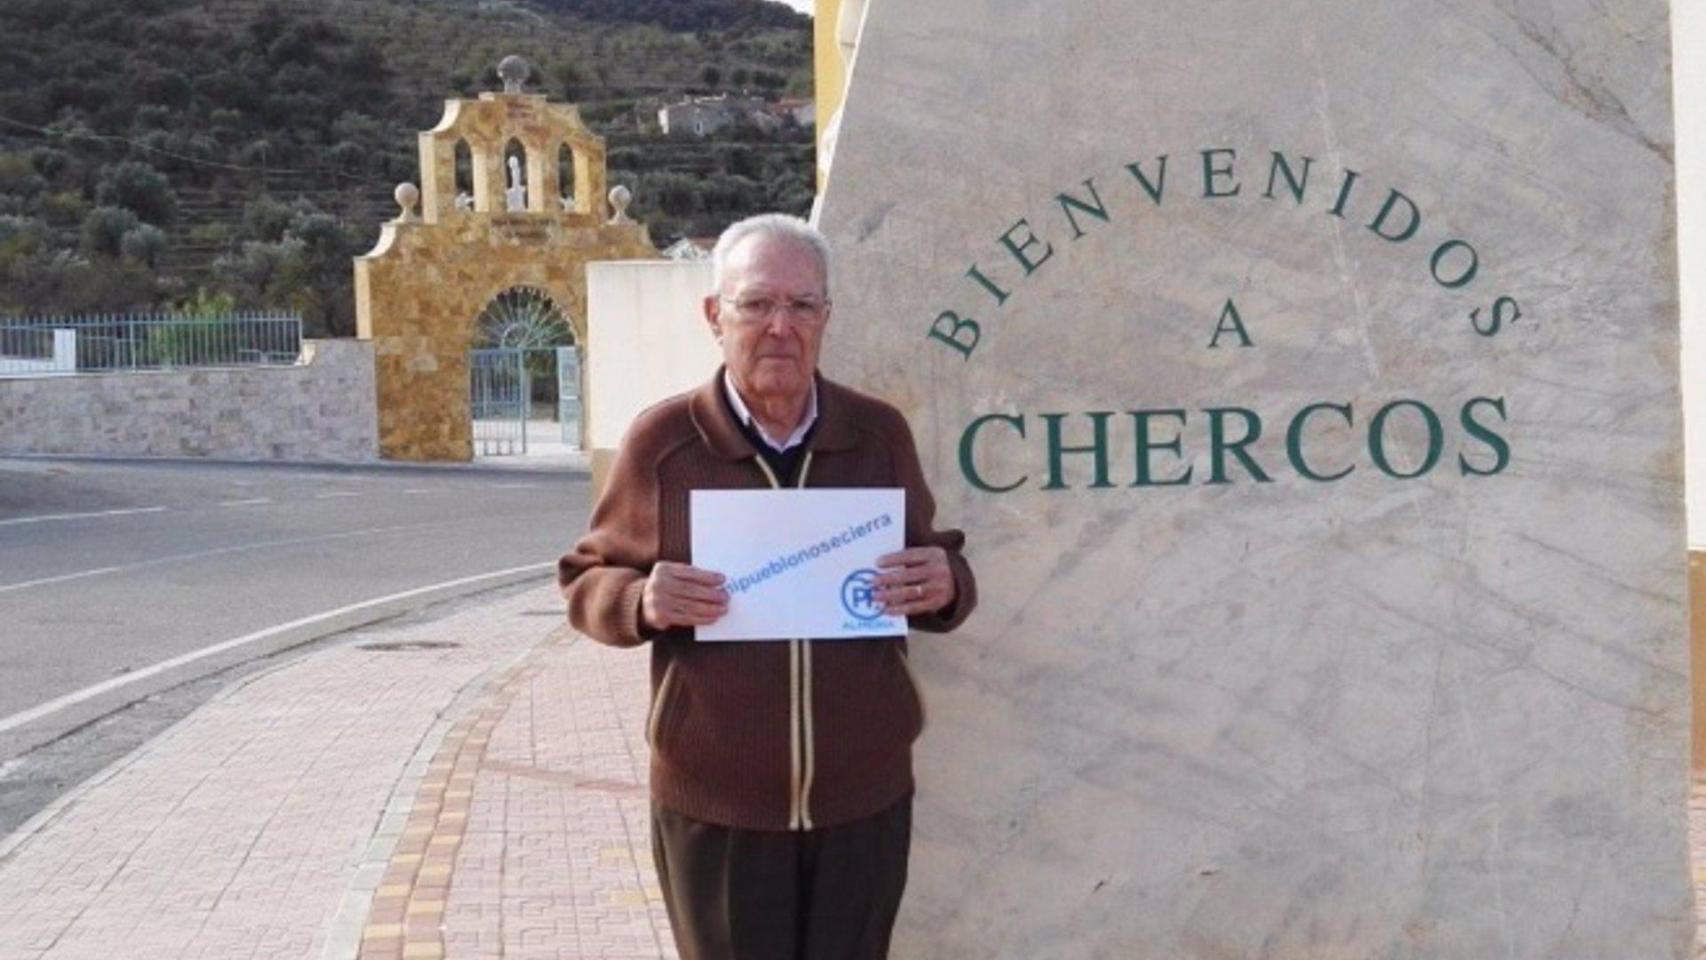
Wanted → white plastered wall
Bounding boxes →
[1678,4,1704,546]
[585,260,722,457]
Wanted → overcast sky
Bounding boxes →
[777,0,813,15]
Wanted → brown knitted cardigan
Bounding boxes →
[558,370,976,831]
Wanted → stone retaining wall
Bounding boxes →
[0,339,378,462]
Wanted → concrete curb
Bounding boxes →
[0,568,560,861]
[0,566,557,760]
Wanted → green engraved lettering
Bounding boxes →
[1057,178,1112,240]
[1471,296,1522,338]
[1369,399,1445,479]
[1430,240,1480,289]
[927,311,980,359]
[1458,396,1511,477]
[1285,402,1355,482]
[965,264,1010,306]
[1125,155,1169,205]
[999,218,1055,275]
[1263,151,1314,203]
[960,413,1029,492]
[1206,407,1272,484]
[1042,412,1114,490]
[1367,188,1421,243]
[1208,299,1254,349]
[1131,409,1193,487]
[1329,168,1361,219]
[1201,148,1241,198]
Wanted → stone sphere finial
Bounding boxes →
[498,56,531,93]
[394,182,420,221]
[608,185,633,225]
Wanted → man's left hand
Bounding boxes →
[874,546,956,617]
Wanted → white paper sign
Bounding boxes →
[690,488,907,641]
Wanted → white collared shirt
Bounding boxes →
[723,372,819,453]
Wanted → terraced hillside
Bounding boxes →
[0,0,813,334]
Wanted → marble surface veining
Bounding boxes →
[817,1,1687,957]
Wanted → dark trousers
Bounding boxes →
[650,796,913,960]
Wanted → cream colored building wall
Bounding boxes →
[585,261,722,485]
[1676,5,1706,769]
[1678,5,1704,548]
[814,0,846,189]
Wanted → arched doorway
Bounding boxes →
[469,287,583,456]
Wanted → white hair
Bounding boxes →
[710,213,831,295]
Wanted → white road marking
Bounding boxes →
[0,517,532,594]
[219,498,274,507]
[0,506,168,527]
[403,489,431,495]
[0,567,126,594]
[0,563,556,737]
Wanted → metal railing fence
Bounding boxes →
[0,311,303,376]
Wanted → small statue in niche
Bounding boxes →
[559,193,577,212]
[455,191,475,212]
[505,155,528,212]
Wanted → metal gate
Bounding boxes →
[471,348,528,456]
[557,345,582,447]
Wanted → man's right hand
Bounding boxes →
[641,562,729,631]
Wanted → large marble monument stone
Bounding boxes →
[817,1,1688,956]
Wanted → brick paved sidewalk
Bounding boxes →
[0,583,673,960]
[360,607,673,960]
[8,578,1706,960]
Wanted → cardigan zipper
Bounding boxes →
[749,450,816,831]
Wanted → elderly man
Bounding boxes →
[558,213,976,960]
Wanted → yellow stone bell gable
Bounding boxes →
[355,57,658,462]
[416,93,606,222]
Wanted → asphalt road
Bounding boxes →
[0,456,592,833]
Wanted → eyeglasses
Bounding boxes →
[719,295,831,326]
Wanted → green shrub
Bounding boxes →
[96,160,176,226]
[120,223,167,268]
[80,205,139,258]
